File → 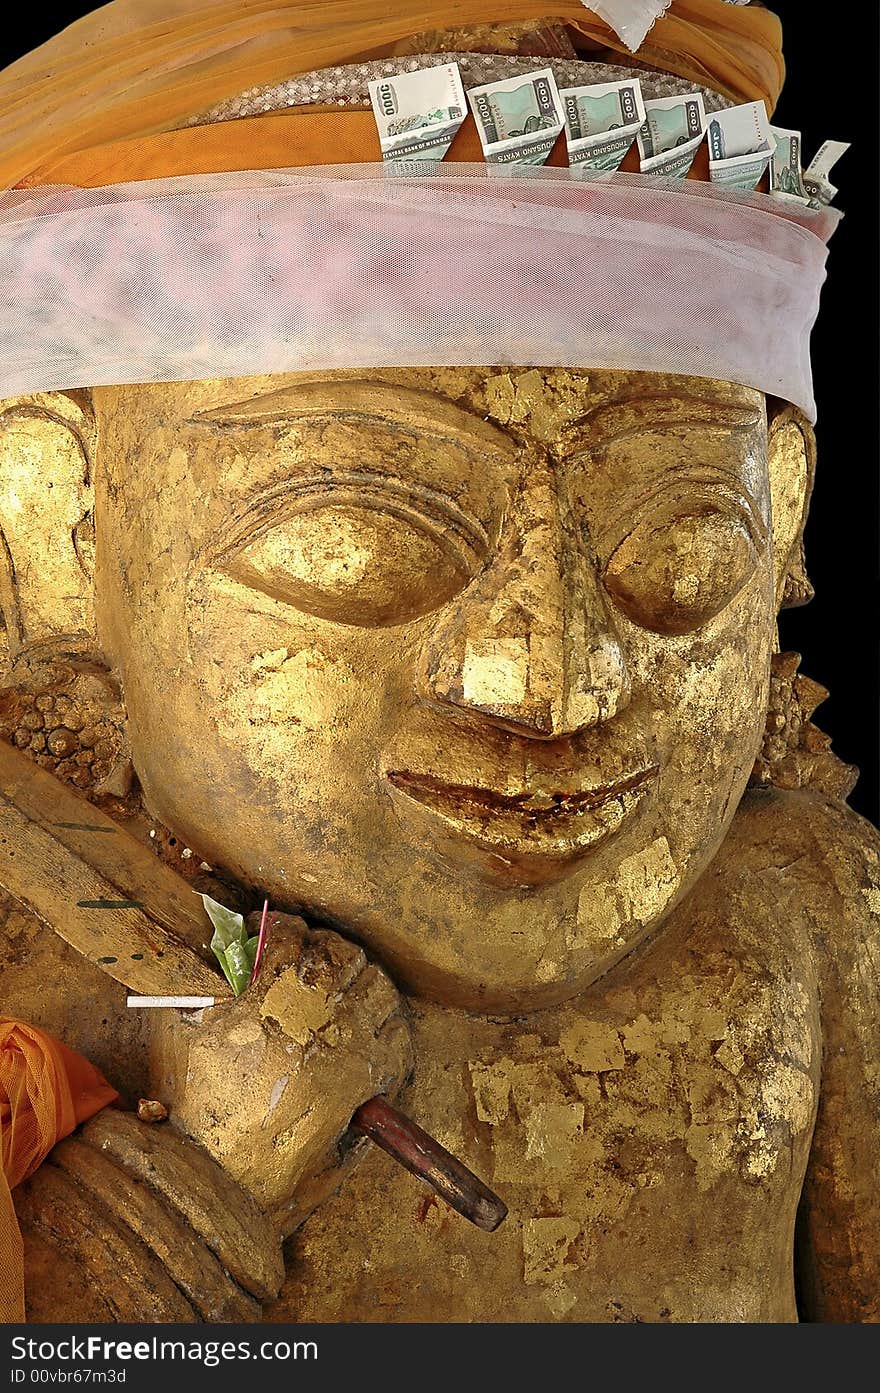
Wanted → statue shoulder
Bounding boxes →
[704,786,879,1017]
[720,785,880,931]
[720,787,879,1321]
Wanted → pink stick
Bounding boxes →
[249,897,270,985]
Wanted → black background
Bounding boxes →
[2,2,877,823]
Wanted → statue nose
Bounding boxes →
[420,463,631,738]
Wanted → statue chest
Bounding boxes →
[273,911,821,1322]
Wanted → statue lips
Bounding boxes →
[383,762,660,882]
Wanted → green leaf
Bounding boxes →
[200,893,245,947]
[220,936,254,996]
[200,893,257,996]
[243,935,259,976]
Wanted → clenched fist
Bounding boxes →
[148,912,412,1235]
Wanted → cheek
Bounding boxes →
[180,572,420,794]
[621,565,773,851]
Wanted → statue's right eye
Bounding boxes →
[211,485,487,628]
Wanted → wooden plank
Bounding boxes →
[0,740,229,998]
[0,738,214,956]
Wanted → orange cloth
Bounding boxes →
[1,1,784,191]
[0,1019,118,1322]
[23,108,393,188]
[21,106,720,189]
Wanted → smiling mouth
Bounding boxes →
[384,763,659,875]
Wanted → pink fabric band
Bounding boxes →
[0,164,838,419]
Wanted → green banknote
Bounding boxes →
[803,139,850,207]
[769,126,808,202]
[560,78,645,171]
[468,68,565,167]
[707,100,773,191]
[369,62,466,167]
[636,92,706,178]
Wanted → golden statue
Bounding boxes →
[0,4,876,1326]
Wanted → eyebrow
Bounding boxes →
[561,393,764,454]
[601,469,768,548]
[188,377,516,454]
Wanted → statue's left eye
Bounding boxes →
[601,500,760,635]
[213,493,486,628]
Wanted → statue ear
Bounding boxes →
[767,402,815,612]
[0,391,96,662]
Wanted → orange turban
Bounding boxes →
[1,1,785,191]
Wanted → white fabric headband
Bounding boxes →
[0,164,838,419]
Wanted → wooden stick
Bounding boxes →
[352,1096,508,1231]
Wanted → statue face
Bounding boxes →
[94,368,779,1010]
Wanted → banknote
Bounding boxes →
[468,68,565,166]
[707,100,773,190]
[769,126,808,201]
[368,62,466,166]
[803,139,850,206]
[636,92,706,177]
[559,78,645,171]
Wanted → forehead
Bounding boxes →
[97,368,766,450]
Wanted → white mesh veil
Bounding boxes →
[0,164,838,419]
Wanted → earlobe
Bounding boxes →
[0,390,134,802]
[0,391,96,661]
[767,403,815,612]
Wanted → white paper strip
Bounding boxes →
[127,995,215,1008]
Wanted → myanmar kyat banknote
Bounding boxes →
[468,68,565,166]
[707,100,774,190]
[803,139,849,206]
[769,126,809,201]
[559,78,645,171]
[368,62,466,166]
[769,129,849,208]
[636,92,706,177]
